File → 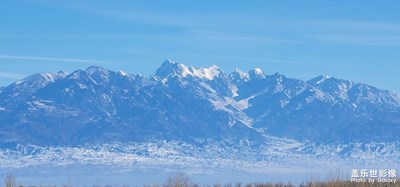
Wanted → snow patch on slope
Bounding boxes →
[231,96,256,110]
[209,97,254,127]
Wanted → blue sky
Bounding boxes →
[1,0,400,92]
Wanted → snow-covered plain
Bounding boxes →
[1,139,399,185]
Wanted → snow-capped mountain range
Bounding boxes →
[0,59,399,172]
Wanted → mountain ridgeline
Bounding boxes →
[0,59,399,146]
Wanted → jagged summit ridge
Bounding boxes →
[228,67,267,84]
[155,59,221,80]
[16,71,68,86]
[308,74,331,85]
[248,67,266,79]
[84,66,111,76]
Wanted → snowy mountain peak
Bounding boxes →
[154,59,182,78]
[308,75,332,85]
[85,66,110,76]
[254,67,263,74]
[4,71,69,95]
[235,68,250,79]
[164,58,176,64]
[68,70,85,80]
[118,70,129,77]
[155,60,221,80]
[229,69,250,84]
[248,67,266,79]
[197,65,220,80]
[15,71,67,86]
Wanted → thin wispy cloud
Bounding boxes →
[311,34,400,46]
[0,71,26,80]
[306,21,400,33]
[197,34,297,44]
[0,55,112,64]
[61,3,194,27]
[189,29,299,44]
[31,2,300,45]
[90,8,187,26]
